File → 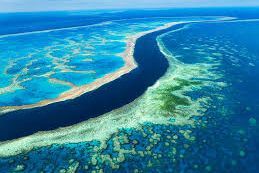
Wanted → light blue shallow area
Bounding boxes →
[0,17,218,106]
[0,77,71,106]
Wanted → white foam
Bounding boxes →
[0,16,232,39]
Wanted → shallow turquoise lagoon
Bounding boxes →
[0,17,194,107]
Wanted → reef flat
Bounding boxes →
[0,17,233,154]
[0,17,227,141]
[0,17,190,113]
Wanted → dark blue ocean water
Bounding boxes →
[0,8,259,172]
[159,20,259,172]
[1,7,259,36]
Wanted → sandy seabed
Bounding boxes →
[0,22,180,114]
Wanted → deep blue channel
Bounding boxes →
[0,24,185,141]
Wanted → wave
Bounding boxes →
[0,16,230,39]
[207,18,259,24]
[0,21,114,39]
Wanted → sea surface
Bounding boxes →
[0,8,259,172]
[0,16,191,106]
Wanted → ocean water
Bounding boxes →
[0,18,149,106]
[0,15,204,107]
[0,8,259,172]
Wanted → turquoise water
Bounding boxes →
[0,17,197,107]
